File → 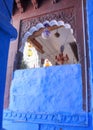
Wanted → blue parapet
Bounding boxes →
[9,64,83,114]
[8,64,88,127]
[2,110,93,130]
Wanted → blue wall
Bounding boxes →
[9,64,83,114]
[0,31,10,129]
[86,0,93,111]
[0,0,17,129]
[0,0,13,21]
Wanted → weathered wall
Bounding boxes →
[9,64,83,113]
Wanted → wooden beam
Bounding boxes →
[29,25,64,38]
[29,38,44,54]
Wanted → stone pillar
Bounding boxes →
[0,0,17,129]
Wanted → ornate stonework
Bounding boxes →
[19,7,76,45]
[3,110,88,127]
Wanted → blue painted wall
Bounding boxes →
[0,0,17,129]
[2,111,93,130]
[86,0,93,111]
[0,0,13,21]
[0,31,10,129]
[9,64,83,113]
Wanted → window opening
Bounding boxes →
[19,20,78,69]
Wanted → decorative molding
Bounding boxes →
[19,7,78,62]
[3,110,88,127]
[19,7,76,43]
[19,20,73,52]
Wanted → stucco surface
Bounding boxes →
[9,64,83,113]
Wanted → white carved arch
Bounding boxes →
[19,20,73,52]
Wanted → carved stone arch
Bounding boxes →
[18,8,80,66]
[19,19,74,53]
[18,7,78,58]
[19,7,76,42]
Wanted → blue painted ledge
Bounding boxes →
[3,110,88,127]
[0,12,17,39]
[9,64,83,113]
[3,63,93,129]
[8,64,88,127]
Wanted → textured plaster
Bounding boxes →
[9,64,83,113]
[86,0,93,111]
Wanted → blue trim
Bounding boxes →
[3,110,88,127]
[86,0,93,111]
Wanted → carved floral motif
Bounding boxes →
[20,7,76,41]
